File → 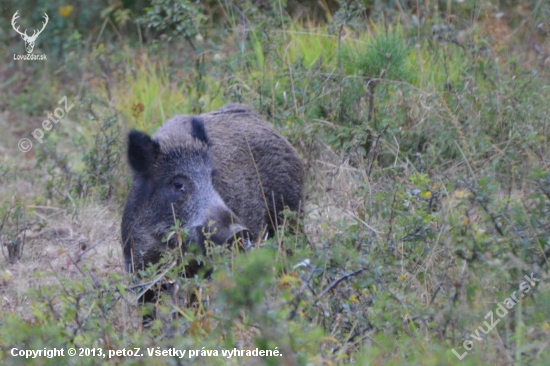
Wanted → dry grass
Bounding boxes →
[1,2,550,364]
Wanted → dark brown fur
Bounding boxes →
[121,104,304,273]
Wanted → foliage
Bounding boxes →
[137,0,206,42]
[343,28,415,83]
[1,0,550,365]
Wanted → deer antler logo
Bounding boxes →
[11,11,49,54]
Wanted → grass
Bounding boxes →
[0,1,549,365]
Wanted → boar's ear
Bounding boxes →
[191,117,208,144]
[127,130,159,177]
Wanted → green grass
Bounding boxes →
[0,1,549,365]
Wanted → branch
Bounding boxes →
[318,268,365,298]
[288,265,317,320]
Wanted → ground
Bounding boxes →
[0,1,549,365]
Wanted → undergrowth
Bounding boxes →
[0,1,549,365]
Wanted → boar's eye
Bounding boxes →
[211,169,219,179]
[172,176,187,192]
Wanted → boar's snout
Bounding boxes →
[224,223,252,249]
[191,203,252,250]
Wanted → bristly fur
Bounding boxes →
[127,130,159,177]
[122,103,305,273]
[150,103,305,240]
[190,117,208,144]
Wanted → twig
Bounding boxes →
[366,80,376,123]
[288,265,317,320]
[38,286,62,321]
[344,212,382,235]
[73,238,105,264]
[367,124,389,178]
[135,261,177,300]
[429,283,444,305]
[68,254,100,289]
[318,268,364,298]
[386,187,399,245]
[456,179,505,236]
[300,265,318,295]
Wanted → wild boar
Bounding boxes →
[121,104,304,274]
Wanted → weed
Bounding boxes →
[1,1,550,365]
